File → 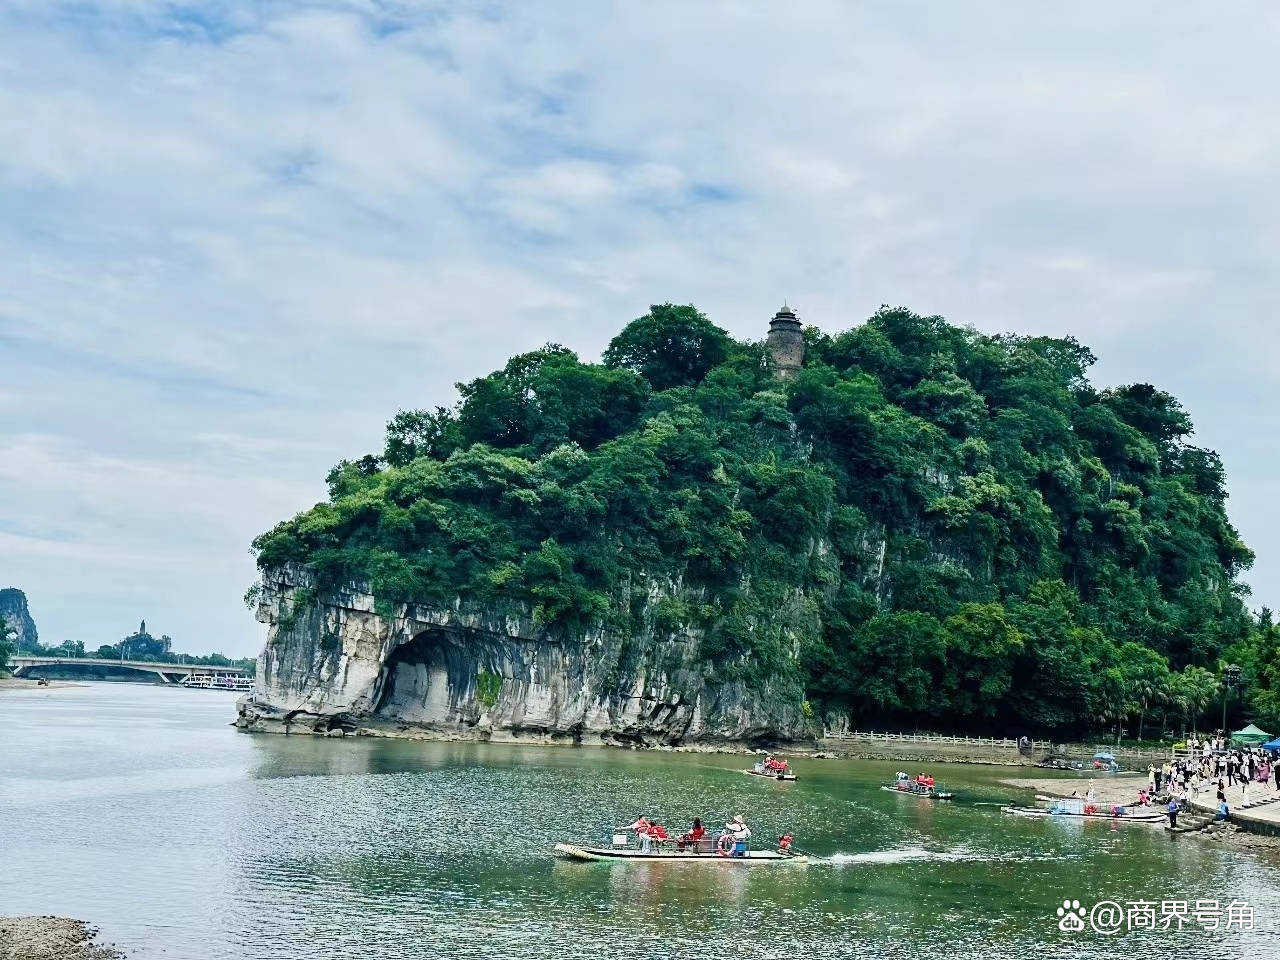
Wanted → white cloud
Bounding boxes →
[2,1,1279,653]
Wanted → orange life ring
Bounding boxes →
[716,833,733,856]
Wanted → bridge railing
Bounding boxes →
[10,655,247,674]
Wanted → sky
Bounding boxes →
[2,2,1278,657]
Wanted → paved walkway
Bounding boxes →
[1189,781,1280,829]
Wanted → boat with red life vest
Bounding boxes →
[556,819,808,863]
[743,756,797,781]
[882,771,955,801]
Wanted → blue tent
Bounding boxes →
[1263,737,1280,752]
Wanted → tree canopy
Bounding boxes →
[253,303,1272,737]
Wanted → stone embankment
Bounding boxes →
[819,733,1046,766]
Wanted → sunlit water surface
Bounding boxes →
[1,685,1275,958]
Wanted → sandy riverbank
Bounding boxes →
[999,774,1149,805]
[0,677,82,690]
[0,917,124,959]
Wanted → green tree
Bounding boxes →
[1168,665,1218,735]
[1117,642,1171,740]
[941,603,1024,719]
[602,304,732,391]
[384,407,460,466]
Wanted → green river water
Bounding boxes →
[1,684,1275,958]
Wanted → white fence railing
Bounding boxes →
[822,730,1052,750]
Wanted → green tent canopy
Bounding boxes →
[1231,723,1272,745]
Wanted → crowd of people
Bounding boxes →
[616,814,786,857]
[1134,737,1279,826]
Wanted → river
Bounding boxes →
[0,684,1273,958]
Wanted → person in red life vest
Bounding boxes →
[649,822,670,847]
[778,833,794,853]
[617,816,652,853]
[924,775,935,788]
[677,818,706,852]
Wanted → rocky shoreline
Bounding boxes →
[0,917,125,959]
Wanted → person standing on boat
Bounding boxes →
[618,816,653,853]
[726,816,751,857]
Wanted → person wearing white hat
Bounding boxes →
[725,815,752,857]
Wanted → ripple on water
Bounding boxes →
[1,686,1276,959]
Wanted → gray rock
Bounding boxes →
[237,564,811,748]
[0,588,38,650]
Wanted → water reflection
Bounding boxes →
[2,685,1277,960]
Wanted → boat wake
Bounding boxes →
[823,846,1059,866]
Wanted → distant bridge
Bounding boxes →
[9,655,249,684]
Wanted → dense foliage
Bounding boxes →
[253,304,1274,737]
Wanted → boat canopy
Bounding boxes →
[1093,752,1116,761]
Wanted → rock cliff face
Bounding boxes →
[0,588,38,650]
[236,564,811,747]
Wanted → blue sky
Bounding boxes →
[3,2,1279,656]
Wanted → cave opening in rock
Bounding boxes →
[372,629,455,723]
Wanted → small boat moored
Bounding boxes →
[1001,802,1164,823]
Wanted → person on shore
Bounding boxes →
[1167,797,1179,828]
[1147,765,1156,794]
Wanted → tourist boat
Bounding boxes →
[1000,804,1164,823]
[743,767,797,782]
[554,842,807,864]
[882,776,954,801]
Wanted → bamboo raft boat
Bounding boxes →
[881,783,955,801]
[554,843,808,864]
[1001,804,1164,823]
[743,768,797,782]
